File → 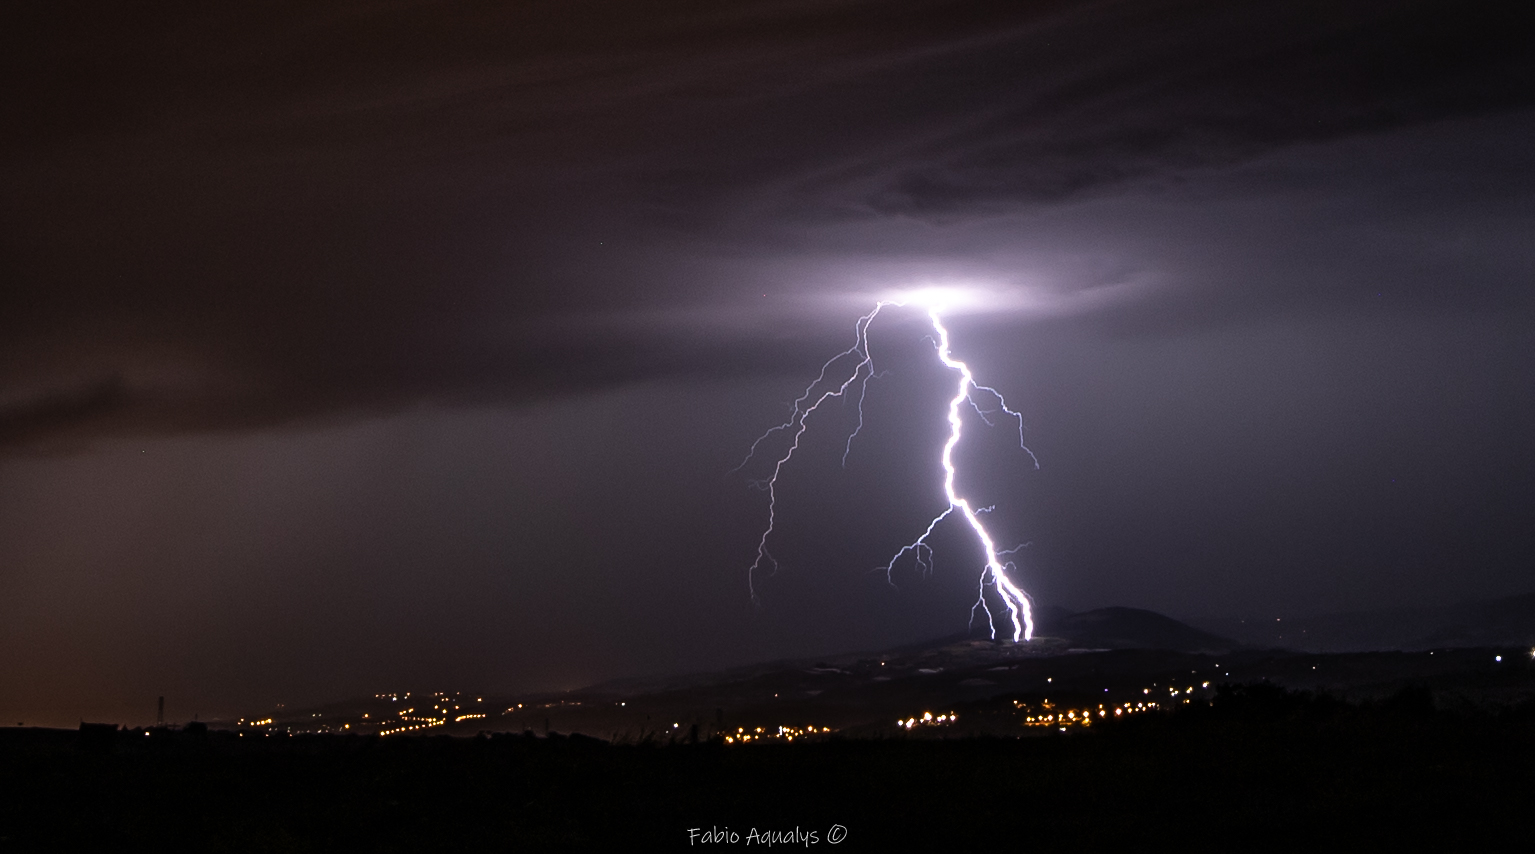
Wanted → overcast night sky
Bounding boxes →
[3,0,1533,727]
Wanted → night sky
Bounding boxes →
[4,0,1533,727]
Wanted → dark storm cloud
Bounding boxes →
[0,375,129,447]
[829,1,1535,213]
[3,0,1532,450]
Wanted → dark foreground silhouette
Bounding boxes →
[3,684,1532,851]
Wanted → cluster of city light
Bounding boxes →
[379,719,445,737]
[738,294,1038,642]
[1164,682,1211,704]
[230,690,502,737]
[1015,699,1158,729]
[379,703,452,735]
[723,725,834,744]
[897,711,958,730]
[1136,681,1214,706]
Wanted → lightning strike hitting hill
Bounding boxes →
[738,298,1038,642]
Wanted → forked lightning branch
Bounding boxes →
[736,292,1038,642]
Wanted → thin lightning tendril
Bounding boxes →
[739,301,1037,641]
[736,304,891,602]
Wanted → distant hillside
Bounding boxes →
[1034,606,1239,654]
[217,601,1535,742]
[1186,592,1535,652]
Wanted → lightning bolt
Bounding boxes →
[734,303,890,603]
[738,300,1037,642]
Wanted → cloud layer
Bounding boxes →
[4,0,1533,449]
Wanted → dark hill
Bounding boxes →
[1035,605,1239,654]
